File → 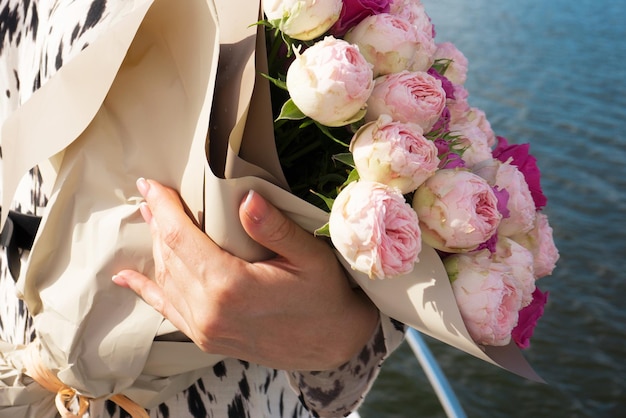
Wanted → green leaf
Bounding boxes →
[310,190,334,211]
[260,72,287,90]
[250,19,273,29]
[276,99,307,121]
[332,153,355,168]
[314,223,331,237]
[344,168,360,186]
[431,58,452,75]
[299,119,315,129]
[316,123,350,147]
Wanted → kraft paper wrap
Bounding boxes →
[0,0,541,415]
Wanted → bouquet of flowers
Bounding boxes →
[260,0,559,350]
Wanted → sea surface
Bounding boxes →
[361,0,626,417]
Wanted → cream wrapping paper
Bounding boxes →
[1,0,542,415]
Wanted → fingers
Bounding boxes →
[112,270,190,337]
[239,190,328,266]
[136,178,193,235]
[136,178,224,266]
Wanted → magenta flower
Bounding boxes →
[512,287,549,349]
[427,68,456,100]
[329,0,392,37]
[493,136,547,209]
[431,107,451,133]
[492,186,511,219]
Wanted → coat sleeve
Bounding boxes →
[285,313,406,418]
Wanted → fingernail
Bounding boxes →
[112,274,128,287]
[137,177,150,197]
[243,190,266,224]
[139,202,153,224]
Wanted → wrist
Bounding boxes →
[327,289,380,369]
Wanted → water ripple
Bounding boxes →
[362,1,626,417]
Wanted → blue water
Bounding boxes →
[361,1,626,417]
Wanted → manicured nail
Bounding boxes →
[139,202,153,224]
[112,274,128,287]
[243,190,266,224]
[136,177,150,197]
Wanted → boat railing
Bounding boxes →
[406,328,467,418]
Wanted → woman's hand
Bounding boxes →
[113,178,378,371]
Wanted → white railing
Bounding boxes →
[406,328,467,418]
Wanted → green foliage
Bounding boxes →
[264,27,361,211]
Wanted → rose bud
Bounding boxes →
[329,180,422,279]
[286,36,374,126]
[263,0,343,40]
[389,0,435,39]
[345,13,436,77]
[511,212,559,279]
[413,169,501,252]
[350,114,439,193]
[366,70,446,132]
[432,42,469,85]
[473,158,536,237]
[445,250,524,346]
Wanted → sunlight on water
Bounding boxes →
[361,0,626,416]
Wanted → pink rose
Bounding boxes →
[493,136,547,209]
[263,0,343,40]
[494,237,536,307]
[512,212,559,279]
[473,159,537,236]
[433,42,469,85]
[366,70,446,132]
[329,180,421,279]
[427,68,456,100]
[512,287,549,349]
[447,83,470,124]
[345,13,435,77]
[350,114,440,193]
[445,250,523,346]
[449,120,493,167]
[330,0,392,37]
[389,0,435,39]
[286,36,374,126]
[412,169,501,252]
[460,107,496,147]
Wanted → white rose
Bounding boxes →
[263,0,342,40]
[345,13,435,77]
[286,37,374,126]
[350,114,439,193]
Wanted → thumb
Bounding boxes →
[239,190,324,265]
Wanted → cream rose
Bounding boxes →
[350,114,439,193]
[263,0,343,40]
[286,36,374,126]
[413,169,501,252]
[449,120,493,167]
[512,212,559,279]
[494,237,536,307]
[473,158,537,237]
[389,0,434,39]
[345,13,435,77]
[433,42,469,85]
